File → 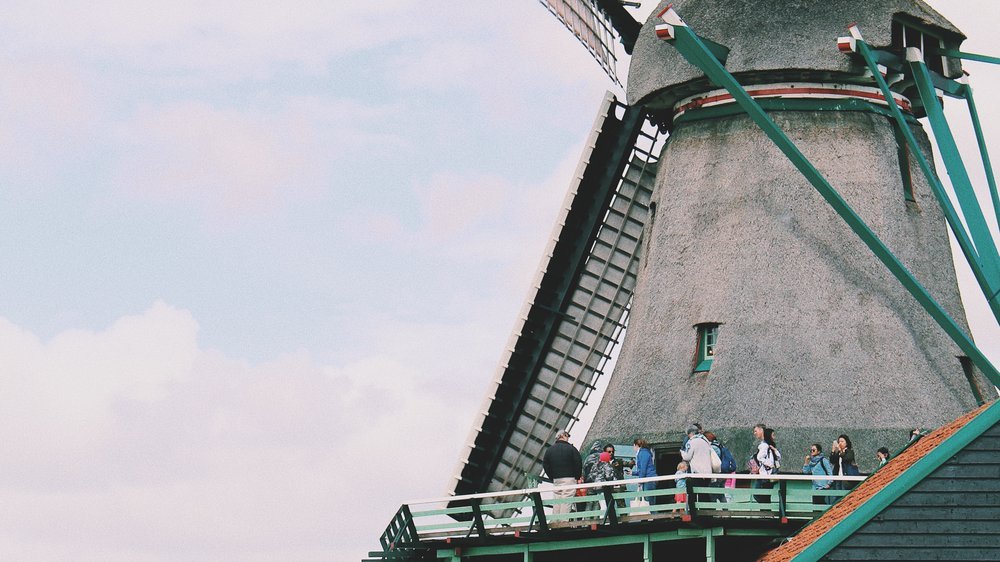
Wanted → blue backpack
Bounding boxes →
[718,443,737,473]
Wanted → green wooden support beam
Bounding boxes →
[907,53,1000,285]
[940,48,1000,65]
[854,40,1000,326]
[656,12,1000,387]
[866,46,966,98]
[435,528,731,559]
[960,83,1000,228]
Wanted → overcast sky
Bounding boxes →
[1,2,998,561]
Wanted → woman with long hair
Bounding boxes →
[832,434,859,489]
[633,438,657,504]
[751,425,781,503]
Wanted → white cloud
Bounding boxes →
[403,143,588,276]
[0,305,479,561]
[0,1,420,79]
[0,54,99,186]
[114,102,318,215]
[112,97,403,218]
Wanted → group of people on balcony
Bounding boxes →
[543,422,898,513]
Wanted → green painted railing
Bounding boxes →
[374,472,864,558]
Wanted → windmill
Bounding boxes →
[365,2,1000,560]
[445,0,1000,509]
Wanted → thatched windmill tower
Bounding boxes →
[447,0,999,501]
[583,0,997,471]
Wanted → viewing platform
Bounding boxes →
[368,473,866,561]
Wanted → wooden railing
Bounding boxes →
[375,472,867,557]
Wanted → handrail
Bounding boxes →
[408,472,867,506]
[377,472,863,556]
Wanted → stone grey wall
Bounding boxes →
[585,109,986,473]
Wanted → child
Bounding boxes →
[674,461,689,510]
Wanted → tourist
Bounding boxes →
[802,443,833,504]
[680,425,713,474]
[542,430,582,515]
[673,460,689,511]
[831,434,859,490]
[604,444,627,508]
[876,446,890,468]
[752,425,781,503]
[633,438,657,504]
[586,451,616,514]
[579,441,603,513]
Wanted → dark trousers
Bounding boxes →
[752,479,774,504]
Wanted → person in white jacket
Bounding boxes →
[752,425,782,503]
[680,425,714,474]
[682,424,720,504]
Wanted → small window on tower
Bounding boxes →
[694,324,719,373]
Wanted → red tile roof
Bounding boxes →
[758,401,994,562]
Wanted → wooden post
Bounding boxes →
[602,486,619,526]
[530,492,549,532]
[469,499,487,538]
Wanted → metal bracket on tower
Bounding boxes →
[652,6,1000,387]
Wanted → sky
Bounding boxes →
[0,1,998,561]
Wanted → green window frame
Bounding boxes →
[694,324,719,372]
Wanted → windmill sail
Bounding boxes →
[539,0,625,84]
[448,93,663,506]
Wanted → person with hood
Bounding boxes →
[579,442,603,513]
[633,438,657,504]
[802,443,833,504]
[586,451,617,514]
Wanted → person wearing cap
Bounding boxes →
[543,430,582,515]
[680,424,713,475]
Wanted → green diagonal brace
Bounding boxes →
[908,56,1000,284]
[661,21,1000,386]
[855,40,1000,325]
[960,83,1000,230]
[940,48,1000,66]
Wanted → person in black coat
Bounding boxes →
[543,430,582,515]
[831,434,859,490]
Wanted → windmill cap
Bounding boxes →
[628,0,965,111]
